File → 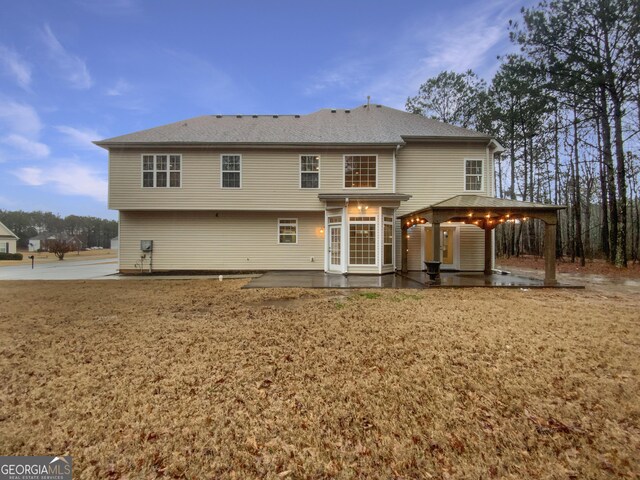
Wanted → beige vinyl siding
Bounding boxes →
[458,225,484,271]
[109,148,394,211]
[395,142,491,216]
[394,142,492,272]
[119,210,324,271]
[0,238,17,254]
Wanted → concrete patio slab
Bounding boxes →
[244,270,584,289]
[243,271,424,289]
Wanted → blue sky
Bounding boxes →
[0,0,527,220]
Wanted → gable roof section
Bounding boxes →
[431,195,563,210]
[0,221,19,239]
[95,105,491,147]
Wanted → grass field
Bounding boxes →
[0,280,638,478]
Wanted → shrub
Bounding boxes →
[0,252,23,261]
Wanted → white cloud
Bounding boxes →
[304,0,518,108]
[1,134,50,158]
[41,24,92,89]
[14,163,108,202]
[55,125,102,150]
[0,99,43,137]
[0,45,32,89]
[105,78,131,96]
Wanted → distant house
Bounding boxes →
[111,236,119,250]
[0,221,19,254]
[29,232,82,252]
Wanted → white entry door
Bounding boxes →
[329,225,342,271]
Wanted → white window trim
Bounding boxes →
[347,214,377,266]
[383,216,394,266]
[343,154,378,189]
[299,154,321,189]
[221,154,242,189]
[277,218,298,245]
[463,158,484,192]
[141,154,183,189]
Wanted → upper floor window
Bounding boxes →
[344,155,376,188]
[465,159,483,191]
[142,154,181,188]
[221,154,241,188]
[300,155,320,188]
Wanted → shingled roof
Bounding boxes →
[95,104,491,147]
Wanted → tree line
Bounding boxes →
[406,0,639,267]
[0,210,118,250]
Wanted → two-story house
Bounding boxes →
[97,104,506,275]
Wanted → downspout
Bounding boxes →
[393,144,402,194]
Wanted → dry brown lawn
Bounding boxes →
[0,280,638,479]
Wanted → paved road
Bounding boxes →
[0,258,118,280]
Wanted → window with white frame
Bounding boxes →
[278,218,298,244]
[465,159,483,191]
[221,154,241,188]
[142,154,181,188]
[383,216,393,265]
[300,155,320,188]
[0,242,7,253]
[344,155,376,188]
[349,215,376,265]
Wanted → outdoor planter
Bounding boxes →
[424,261,442,281]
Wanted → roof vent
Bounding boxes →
[252,115,258,118]
[216,115,222,118]
[345,109,351,113]
[273,115,279,118]
[376,104,382,108]
[331,109,336,113]
[295,115,300,118]
[236,115,242,118]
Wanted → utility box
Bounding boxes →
[140,240,153,252]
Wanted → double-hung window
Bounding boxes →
[464,159,483,191]
[300,155,320,188]
[278,218,297,244]
[344,155,376,188]
[142,154,181,188]
[221,154,241,188]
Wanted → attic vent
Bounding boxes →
[294,115,300,118]
[331,109,337,113]
[273,115,279,118]
[345,110,351,113]
[216,115,222,118]
[376,104,382,108]
[252,115,258,118]
[236,115,242,118]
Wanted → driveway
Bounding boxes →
[0,258,118,280]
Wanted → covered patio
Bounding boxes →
[400,195,566,285]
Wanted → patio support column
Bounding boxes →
[432,222,440,262]
[401,227,408,273]
[484,226,492,275]
[544,223,557,285]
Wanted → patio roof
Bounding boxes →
[400,195,565,226]
[399,195,566,285]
